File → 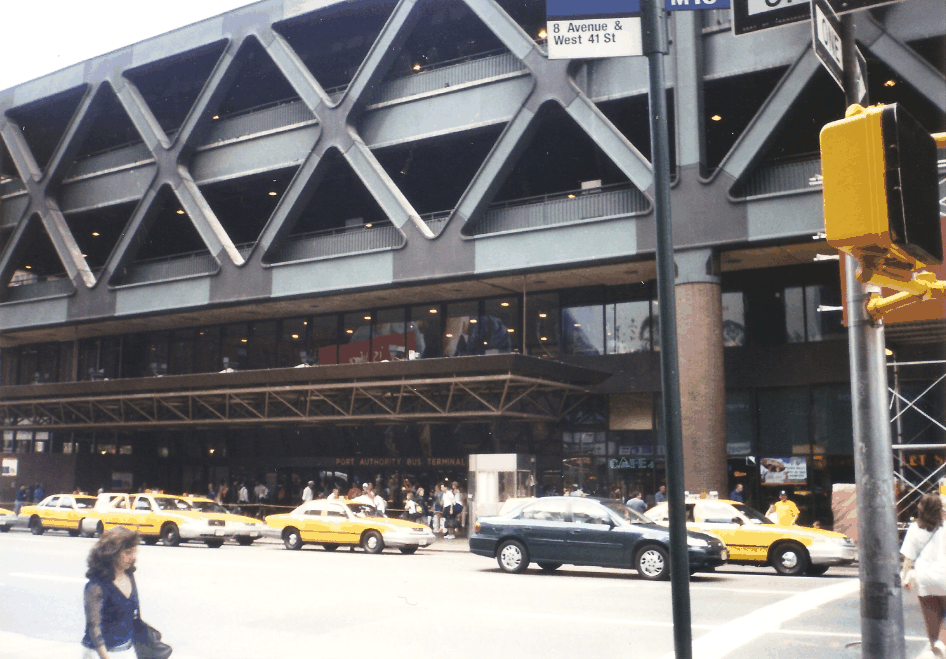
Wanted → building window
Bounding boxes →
[373,307,407,360]
[311,315,339,365]
[408,305,442,359]
[443,301,480,356]
[722,291,746,347]
[341,312,372,363]
[758,387,810,456]
[726,390,753,455]
[526,293,560,358]
[811,384,853,455]
[804,285,844,342]
[279,318,310,367]
[607,300,651,353]
[563,304,604,355]
[482,297,518,354]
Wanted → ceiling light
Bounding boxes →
[365,223,373,228]
[268,191,277,196]
[212,115,219,120]
[81,254,87,258]
[538,313,547,318]
[176,210,185,215]
[483,341,488,345]
[469,319,477,324]
[501,302,509,307]
[538,29,547,39]
[574,323,580,327]
[346,329,354,334]
[364,315,371,320]
[567,194,576,199]
[413,64,421,71]
[540,337,547,341]
[884,80,896,87]
[24,265,31,269]
[291,334,299,339]
[507,328,514,333]
[446,333,454,338]
[91,232,100,237]
[241,338,247,343]
[429,309,437,314]
[885,348,894,356]
[814,254,839,261]
[303,321,308,325]
[711,115,722,122]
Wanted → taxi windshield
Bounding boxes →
[189,500,228,514]
[732,503,774,525]
[153,497,195,511]
[599,500,648,524]
[348,503,385,518]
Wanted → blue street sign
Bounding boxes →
[547,0,641,19]
[665,0,730,10]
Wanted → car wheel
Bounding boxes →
[399,546,418,555]
[205,539,224,549]
[143,537,159,546]
[161,523,181,547]
[93,521,104,538]
[771,542,809,576]
[322,544,339,552]
[29,517,45,535]
[635,545,670,581]
[0,525,10,533]
[496,540,529,574]
[283,527,303,550]
[362,530,384,554]
[538,562,562,571]
[236,536,255,546]
[805,564,829,576]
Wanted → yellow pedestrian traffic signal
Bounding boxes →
[820,103,943,278]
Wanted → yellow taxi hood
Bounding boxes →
[264,513,294,527]
[1,507,15,516]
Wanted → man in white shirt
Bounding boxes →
[327,486,340,500]
[237,482,249,504]
[302,481,315,503]
[371,490,387,515]
[441,485,456,538]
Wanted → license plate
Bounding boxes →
[721,550,729,560]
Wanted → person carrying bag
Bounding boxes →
[901,493,946,658]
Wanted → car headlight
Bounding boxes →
[687,537,709,548]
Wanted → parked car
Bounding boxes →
[0,507,15,532]
[19,494,98,536]
[469,496,728,579]
[182,495,267,545]
[81,492,239,548]
[266,499,435,554]
[644,498,857,576]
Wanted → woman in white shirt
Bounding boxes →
[901,493,946,657]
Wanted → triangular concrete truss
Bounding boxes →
[0,0,942,298]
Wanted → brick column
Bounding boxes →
[675,249,727,496]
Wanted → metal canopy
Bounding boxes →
[0,355,608,431]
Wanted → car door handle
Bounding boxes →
[569,529,582,535]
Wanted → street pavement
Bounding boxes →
[0,528,937,659]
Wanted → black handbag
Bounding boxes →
[134,618,173,659]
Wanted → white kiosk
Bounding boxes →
[467,454,536,526]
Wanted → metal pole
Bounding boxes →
[840,15,905,659]
[642,0,692,656]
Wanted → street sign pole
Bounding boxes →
[642,0,692,657]
[838,14,906,659]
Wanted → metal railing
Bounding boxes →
[201,100,316,147]
[270,222,405,263]
[370,49,527,106]
[731,157,823,199]
[469,183,649,236]
[63,142,155,181]
[119,250,218,286]
[4,276,74,302]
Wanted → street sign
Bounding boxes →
[665,0,731,11]
[547,0,643,59]
[731,0,811,36]
[812,0,868,104]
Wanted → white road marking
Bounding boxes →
[779,628,927,642]
[8,572,85,583]
[659,578,861,659]
[475,609,717,630]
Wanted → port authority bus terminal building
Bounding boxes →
[0,0,943,523]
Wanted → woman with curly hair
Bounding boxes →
[81,526,141,658]
[901,493,946,658]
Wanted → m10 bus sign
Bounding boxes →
[546,0,643,59]
[731,0,811,35]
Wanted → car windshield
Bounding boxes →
[348,503,384,518]
[189,500,228,513]
[732,503,774,525]
[153,497,195,511]
[598,500,649,524]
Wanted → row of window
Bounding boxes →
[0,277,843,386]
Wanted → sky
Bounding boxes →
[0,0,261,92]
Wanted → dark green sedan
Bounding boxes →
[469,496,728,579]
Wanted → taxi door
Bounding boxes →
[57,496,82,530]
[132,496,159,535]
[298,504,329,542]
[100,495,135,531]
[42,496,64,528]
[328,504,362,545]
[693,502,766,562]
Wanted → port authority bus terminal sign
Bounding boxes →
[546,0,643,59]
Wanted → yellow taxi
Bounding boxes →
[83,492,240,548]
[644,498,857,576]
[182,496,266,545]
[1,507,15,532]
[266,499,435,554]
[19,493,98,536]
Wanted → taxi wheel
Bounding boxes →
[143,537,159,546]
[805,564,830,576]
[29,517,45,535]
[68,528,81,537]
[635,545,670,581]
[161,523,182,547]
[283,527,303,550]
[0,525,10,532]
[362,530,384,554]
[322,544,338,552]
[399,546,418,555]
[93,521,104,538]
[771,542,809,576]
[236,536,255,546]
[496,540,529,574]
[205,539,224,549]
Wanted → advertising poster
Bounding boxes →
[760,456,808,485]
[1,457,17,477]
